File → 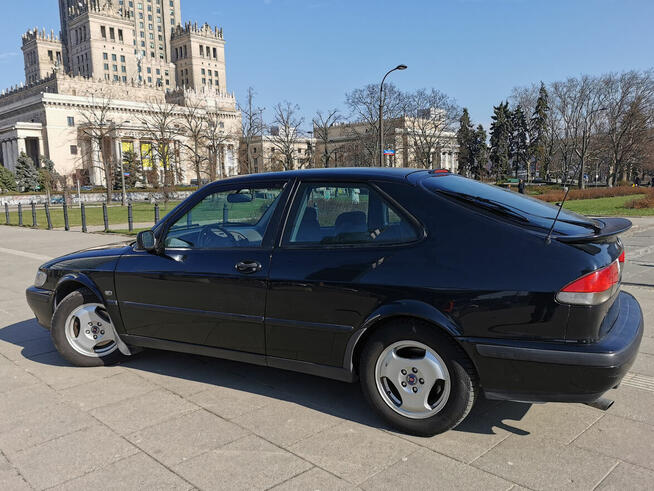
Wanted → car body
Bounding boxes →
[26,168,643,434]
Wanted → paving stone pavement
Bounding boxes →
[0,223,653,490]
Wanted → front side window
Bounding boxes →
[285,183,419,246]
[164,184,285,249]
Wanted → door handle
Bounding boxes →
[235,261,262,274]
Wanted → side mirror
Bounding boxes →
[137,230,156,252]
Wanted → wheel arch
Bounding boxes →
[54,273,104,309]
[345,300,468,376]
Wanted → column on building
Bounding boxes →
[91,138,103,185]
[114,137,123,184]
[16,137,26,159]
[0,141,8,169]
[9,139,18,170]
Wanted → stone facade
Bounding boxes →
[0,0,242,186]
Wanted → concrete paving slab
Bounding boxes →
[127,408,247,467]
[390,399,512,464]
[59,371,158,411]
[0,401,96,455]
[89,389,197,436]
[187,385,275,421]
[50,452,193,491]
[237,400,343,447]
[630,352,654,376]
[15,350,125,390]
[605,385,654,426]
[0,363,39,394]
[472,434,618,490]
[595,461,654,490]
[0,453,30,491]
[173,434,312,491]
[271,467,358,490]
[289,421,419,485]
[572,415,654,470]
[10,425,139,490]
[361,447,513,491]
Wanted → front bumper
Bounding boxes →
[460,291,644,403]
[26,286,55,329]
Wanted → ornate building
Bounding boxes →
[0,0,241,185]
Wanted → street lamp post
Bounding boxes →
[379,64,407,167]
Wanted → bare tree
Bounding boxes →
[404,89,460,168]
[179,98,208,186]
[139,100,181,202]
[239,87,266,174]
[269,101,305,171]
[345,83,407,166]
[599,70,654,186]
[312,109,343,168]
[78,93,120,204]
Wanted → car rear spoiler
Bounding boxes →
[555,217,632,244]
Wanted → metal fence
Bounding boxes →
[3,201,163,233]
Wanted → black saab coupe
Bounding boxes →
[26,168,643,435]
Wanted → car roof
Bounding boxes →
[215,167,427,185]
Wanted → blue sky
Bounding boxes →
[1,0,652,129]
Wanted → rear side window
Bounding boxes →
[423,175,594,224]
[284,183,419,246]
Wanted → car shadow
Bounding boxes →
[2,317,533,437]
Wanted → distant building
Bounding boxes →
[240,130,316,174]
[0,0,241,185]
[314,114,458,170]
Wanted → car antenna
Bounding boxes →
[545,185,571,245]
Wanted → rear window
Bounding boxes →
[422,175,599,230]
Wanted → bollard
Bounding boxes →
[63,202,70,231]
[4,203,8,225]
[45,203,53,230]
[81,203,87,233]
[128,203,133,232]
[223,202,228,223]
[154,203,160,224]
[31,202,37,228]
[102,203,109,233]
[18,203,23,226]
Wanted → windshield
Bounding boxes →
[422,175,601,233]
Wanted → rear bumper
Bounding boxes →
[25,286,54,329]
[460,291,643,403]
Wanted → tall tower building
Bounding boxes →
[171,23,227,92]
[21,29,63,84]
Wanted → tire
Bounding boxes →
[359,319,478,436]
[51,288,127,367]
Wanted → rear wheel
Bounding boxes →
[359,319,477,436]
[51,288,128,367]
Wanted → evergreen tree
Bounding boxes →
[0,165,18,193]
[113,150,143,190]
[471,124,488,179]
[489,102,511,182]
[529,82,550,179]
[456,108,475,177]
[510,105,529,178]
[15,153,40,192]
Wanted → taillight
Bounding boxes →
[619,250,625,264]
[556,260,621,306]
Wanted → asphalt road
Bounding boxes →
[0,221,653,490]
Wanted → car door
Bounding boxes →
[115,180,290,354]
[266,180,422,367]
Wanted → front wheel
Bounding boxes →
[51,288,128,367]
[359,320,478,436]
